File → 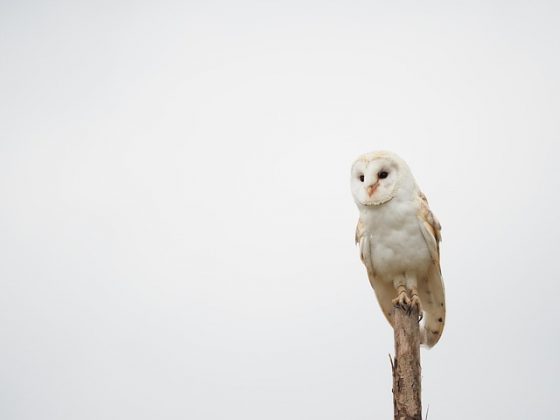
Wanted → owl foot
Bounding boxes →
[392,287,423,320]
[392,286,411,310]
[410,290,423,321]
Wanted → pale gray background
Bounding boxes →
[1,1,559,419]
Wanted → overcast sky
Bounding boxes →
[1,1,559,419]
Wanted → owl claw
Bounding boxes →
[392,289,411,310]
[410,293,423,319]
[392,288,423,320]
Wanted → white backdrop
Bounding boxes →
[1,1,559,419]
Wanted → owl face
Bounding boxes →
[351,152,403,206]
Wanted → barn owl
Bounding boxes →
[351,151,445,347]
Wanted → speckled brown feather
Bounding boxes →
[416,190,446,347]
[418,191,441,263]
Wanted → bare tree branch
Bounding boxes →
[391,303,422,420]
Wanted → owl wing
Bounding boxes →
[356,220,396,326]
[416,191,446,347]
[417,191,442,267]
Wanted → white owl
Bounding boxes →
[351,151,445,347]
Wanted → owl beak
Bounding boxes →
[367,182,378,197]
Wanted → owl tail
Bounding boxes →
[418,266,446,348]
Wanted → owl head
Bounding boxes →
[350,151,415,207]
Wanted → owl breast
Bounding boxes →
[361,198,431,281]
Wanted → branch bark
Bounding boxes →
[391,304,422,420]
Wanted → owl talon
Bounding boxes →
[392,287,423,320]
[410,293,423,318]
[392,289,411,310]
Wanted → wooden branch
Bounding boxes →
[391,304,422,420]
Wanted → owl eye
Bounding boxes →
[359,174,364,182]
[378,171,389,179]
